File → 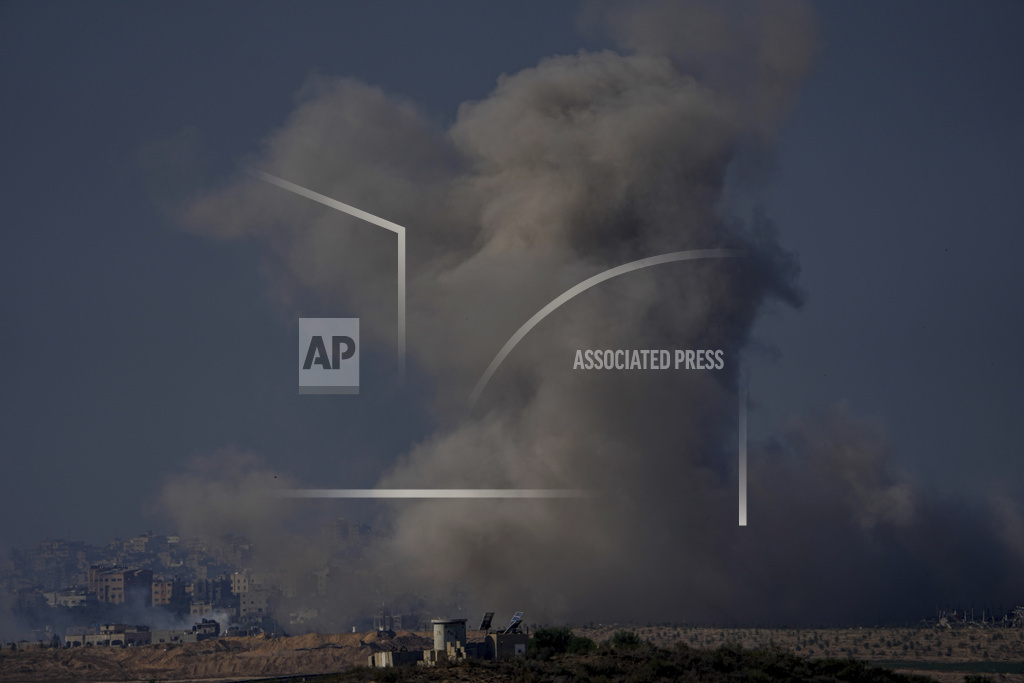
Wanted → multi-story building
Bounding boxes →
[151,578,187,608]
[232,569,278,622]
[238,588,271,621]
[124,535,151,554]
[190,575,231,604]
[88,566,153,605]
[230,568,274,596]
[190,602,214,618]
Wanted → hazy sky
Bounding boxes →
[1,0,1021,572]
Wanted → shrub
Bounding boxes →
[611,630,642,650]
[532,626,574,654]
[568,635,598,654]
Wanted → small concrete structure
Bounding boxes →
[150,629,198,644]
[485,632,529,659]
[65,625,151,648]
[369,650,425,667]
[368,616,528,668]
[432,618,467,651]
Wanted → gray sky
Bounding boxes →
[1,1,1022,618]
[747,1,1024,491]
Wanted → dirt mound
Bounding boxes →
[0,630,434,682]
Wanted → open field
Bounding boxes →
[575,626,1024,683]
[581,625,1024,662]
[1,626,1022,682]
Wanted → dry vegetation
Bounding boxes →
[576,625,1024,663]
[573,626,1024,683]
[1,626,1022,682]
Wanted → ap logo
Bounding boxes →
[299,318,359,394]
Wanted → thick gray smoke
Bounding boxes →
[153,450,331,601]
[177,1,1022,626]
[153,449,402,630]
[153,449,303,567]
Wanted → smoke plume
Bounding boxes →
[176,1,1022,626]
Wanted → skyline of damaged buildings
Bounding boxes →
[6,524,1023,647]
[1,518,383,642]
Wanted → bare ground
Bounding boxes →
[0,630,431,682]
[1,626,1022,682]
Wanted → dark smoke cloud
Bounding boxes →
[739,404,1023,625]
[174,0,1021,626]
